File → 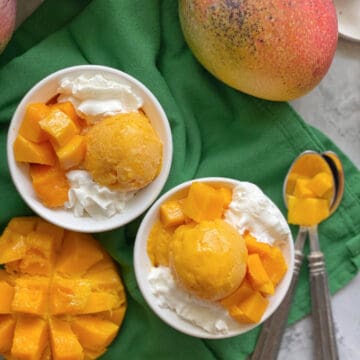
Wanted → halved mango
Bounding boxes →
[0,229,27,264]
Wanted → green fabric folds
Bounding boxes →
[0,1,359,359]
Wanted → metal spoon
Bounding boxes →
[251,150,344,360]
[307,151,344,360]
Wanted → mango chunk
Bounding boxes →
[51,102,82,128]
[36,219,64,251]
[12,277,50,315]
[39,109,80,147]
[293,178,314,198]
[246,253,274,295]
[30,163,69,208]
[0,229,27,264]
[49,318,83,360]
[160,200,187,228]
[146,220,173,267]
[13,135,56,165]
[80,292,122,314]
[244,233,273,257]
[71,316,119,351]
[11,316,48,360]
[220,279,253,309]
[229,291,269,323]
[261,246,288,287]
[7,217,38,235]
[50,276,92,315]
[182,182,226,222]
[0,281,15,314]
[56,232,103,275]
[307,172,333,198]
[18,103,50,143]
[0,315,16,353]
[86,267,123,292]
[56,134,86,170]
[287,195,330,226]
[218,187,233,208]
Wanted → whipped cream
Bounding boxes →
[224,182,290,245]
[148,266,238,335]
[65,170,134,218]
[57,74,143,123]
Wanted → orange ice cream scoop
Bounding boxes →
[84,112,162,191]
[169,219,248,301]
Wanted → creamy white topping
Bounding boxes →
[224,182,290,245]
[148,266,238,334]
[57,74,143,123]
[65,170,134,218]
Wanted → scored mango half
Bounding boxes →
[0,217,126,360]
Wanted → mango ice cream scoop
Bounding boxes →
[84,112,162,191]
[169,219,248,301]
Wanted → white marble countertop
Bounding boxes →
[11,1,360,359]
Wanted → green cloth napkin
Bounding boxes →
[1,1,360,359]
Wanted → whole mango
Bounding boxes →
[0,0,16,54]
[179,0,338,101]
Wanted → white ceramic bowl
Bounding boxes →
[7,65,173,233]
[134,177,294,339]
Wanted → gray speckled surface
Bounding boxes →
[8,2,360,360]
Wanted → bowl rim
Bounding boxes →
[134,177,295,339]
[7,64,173,233]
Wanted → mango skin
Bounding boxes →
[179,0,338,101]
[0,0,16,54]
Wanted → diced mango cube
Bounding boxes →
[12,277,49,315]
[39,109,80,147]
[71,316,119,351]
[182,182,226,222]
[36,219,64,251]
[244,232,273,257]
[218,187,233,208]
[13,135,56,165]
[307,172,333,198]
[287,195,330,226]
[0,229,27,264]
[7,217,38,235]
[11,316,48,360]
[49,318,83,360]
[18,103,50,143]
[51,102,82,128]
[220,279,254,309]
[246,254,274,295]
[160,200,187,228]
[80,292,122,314]
[261,246,288,287]
[293,178,315,198]
[0,315,16,353]
[56,232,103,275]
[56,135,86,170]
[0,281,15,313]
[30,163,69,208]
[86,267,123,292]
[50,276,92,315]
[229,291,269,323]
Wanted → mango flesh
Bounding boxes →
[0,217,126,360]
[179,0,338,101]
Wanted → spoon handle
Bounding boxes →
[308,249,339,360]
[251,228,307,360]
